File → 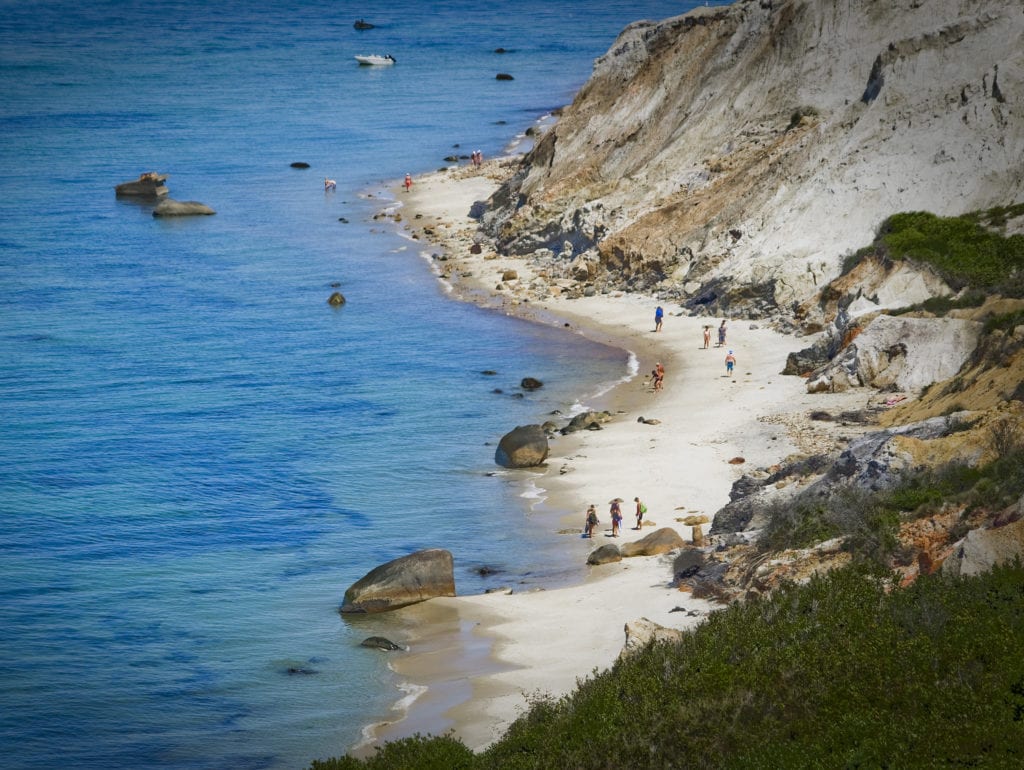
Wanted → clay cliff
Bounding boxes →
[481,0,1023,318]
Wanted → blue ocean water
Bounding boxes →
[0,1,699,767]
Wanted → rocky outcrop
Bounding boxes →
[944,502,1024,577]
[620,618,686,658]
[340,549,455,613]
[806,315,982,393]
[495,424,549,467]
[479,0,1024,316]
[620,527,685,557]
[153,198,216,217]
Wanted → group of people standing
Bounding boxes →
[584,497,647,538]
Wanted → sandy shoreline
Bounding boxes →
[352,158,873,755]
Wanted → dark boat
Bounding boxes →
[354,19,374,30]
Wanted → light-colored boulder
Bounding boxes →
[620,527,686,557]
[944,504,1024,578]
[807,315,981,393]
[620,617,685,658]
[341,549,455,613]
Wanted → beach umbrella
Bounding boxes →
[610,498,624,504]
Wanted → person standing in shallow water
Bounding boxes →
[654,305,664,332]
[404,173,412,192]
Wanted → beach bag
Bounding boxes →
[640,503,647,514]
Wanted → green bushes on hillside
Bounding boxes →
[877,210,1024,294]
[312,562,1024,769]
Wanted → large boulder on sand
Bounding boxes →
[341,548,455,613]
[495,424,549,468]
[587,544,622,565]
[153,198,216,217]
[620,527,686,557]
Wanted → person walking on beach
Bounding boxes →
[584,505,599,538]
[725,349,737,378]
[654,305,664,332]
[403,173,413,192]
[703,325,711,349]
[634,497,647,530]
[717,319,727,347]
[610,499,623,537]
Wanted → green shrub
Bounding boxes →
[877,211,1024,294]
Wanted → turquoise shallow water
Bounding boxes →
[0,1,700,767]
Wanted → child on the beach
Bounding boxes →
[725,349,736,377]
[584,505,599,538]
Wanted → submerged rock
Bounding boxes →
[152,198,215,217]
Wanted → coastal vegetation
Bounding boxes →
[845,208,1024,298]
[312,560,1024,769]
[758,443,1024,564]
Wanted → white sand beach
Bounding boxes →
[358,160,874,753]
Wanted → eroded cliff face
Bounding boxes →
[482,0,1023,317]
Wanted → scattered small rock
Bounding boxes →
[360,636,403,652]
[728,456,746,464]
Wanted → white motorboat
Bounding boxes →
[355,54,395,66]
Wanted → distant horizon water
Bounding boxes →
[0,1,703,767]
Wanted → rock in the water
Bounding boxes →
[290,161,311,168]
[620,527,686,557]
[115,171,168,198]
[495,424,549,468]
[495,73,514,80]
[341,548,455,614]
[360,636,404,651]
[520,376,543,390]
[327,292,347,306]
[587,543,622,565]
[152,198,216,217]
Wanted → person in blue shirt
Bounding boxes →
[654,305,664,332]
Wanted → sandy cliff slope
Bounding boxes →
[482,0,1023,317]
